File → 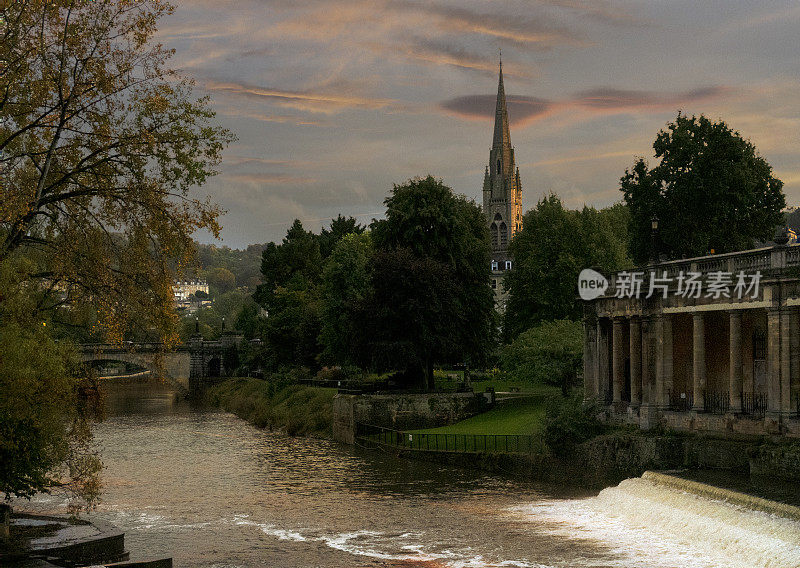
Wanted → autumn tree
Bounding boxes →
[0,0,232,507]
[621,113,785,264]
[0,0,234,342]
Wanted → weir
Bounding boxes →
[513,472,800,568]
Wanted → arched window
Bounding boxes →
[497,159,501,174]
[505,260,512,270]
[490,222,498,248]
[499,222,508,247]
[494,213,502,221]
[491,260,498,271]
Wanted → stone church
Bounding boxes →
[483,61,523,310]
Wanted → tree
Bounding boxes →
[500,319,583,396]
[0,260,102,510]
[206,267,237,296]
[503,194,630,339]
[0,0,231,507]
[319,232,372,366]
[0,0,234,342]
[318,215,365,258]
[621,113,785,264]
[366,176,495,388]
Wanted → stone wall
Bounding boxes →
[333,392,489,444]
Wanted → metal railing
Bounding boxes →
[356,423,541,454]
[667,389,693,412]
[703,390,730,415]
[741,392,767,417]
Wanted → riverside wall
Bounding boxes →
[333,392,490,445]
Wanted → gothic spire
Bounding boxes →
[492,58,511,151]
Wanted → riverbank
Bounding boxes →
[205,377,336,437]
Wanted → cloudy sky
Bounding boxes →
[163,1,800,248]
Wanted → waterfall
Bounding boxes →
[509,473,800,568]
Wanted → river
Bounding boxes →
[22,379,800,568]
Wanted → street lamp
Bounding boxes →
[650,215,659,263]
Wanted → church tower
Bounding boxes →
[483,59,522,310]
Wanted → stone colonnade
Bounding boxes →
[584,308,799,418]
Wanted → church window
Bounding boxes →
[499,222,508,247]
[494,213,502,221]
[491,260,498,271]
[497,159,501,174]
[505,260,512,270]
[490,222,498,248]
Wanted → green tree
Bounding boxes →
[501,319,583,396]
[366,176,495,388]
[319,232,372,366]
[504,195,630,339]
[254,220,323,369]
[621,113,785,264]
[206,267,237,296]
[318,215,365,258]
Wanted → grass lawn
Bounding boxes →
[411,385,559,437]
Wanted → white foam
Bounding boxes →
[508,477,800,568]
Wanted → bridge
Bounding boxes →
[80,334,243,398]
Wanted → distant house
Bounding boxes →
[173,280,210,310]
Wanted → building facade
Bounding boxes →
[483,61,522,310]
[583,244,800,436]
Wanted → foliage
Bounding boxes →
[0,315,102,511]
[206,267,237,296]
[504,195,631,339]
[206,377,335,437]
[318,214,365,258]
[252,216,366,370]
[319,232,372,366]
[501,319,583,395]
[621,113,785,264]
[195,242,267,292]
[0,0,234,344]
[365,176,495,388]
[542,394,605,457]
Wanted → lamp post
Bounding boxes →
[650,215,659,264]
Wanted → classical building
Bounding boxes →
[583,243,800,436]
[483,61,522,310]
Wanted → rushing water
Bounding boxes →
[22,379,800,568]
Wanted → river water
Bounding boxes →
[23,379,800,568]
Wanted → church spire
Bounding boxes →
[492,57,511,151]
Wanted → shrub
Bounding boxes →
[542,394,605,457]
[501,319,582,394]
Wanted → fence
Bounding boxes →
[742,392,767,417]
[355,423,541,454]
[703,390,730,415]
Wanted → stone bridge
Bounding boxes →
[80,333,243,398]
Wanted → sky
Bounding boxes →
[161,0,800,248]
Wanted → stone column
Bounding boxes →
[641,318,653,406]
[791,310,800,417]
[661,315,673,408]
[583,318,598,400]
[598,319,610,404]
[781,309,792,416]
[767,309,782,415]
[729,310,743,413]
[629,317,642,407]
[612,318,624,406]
[692,312,705,411]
